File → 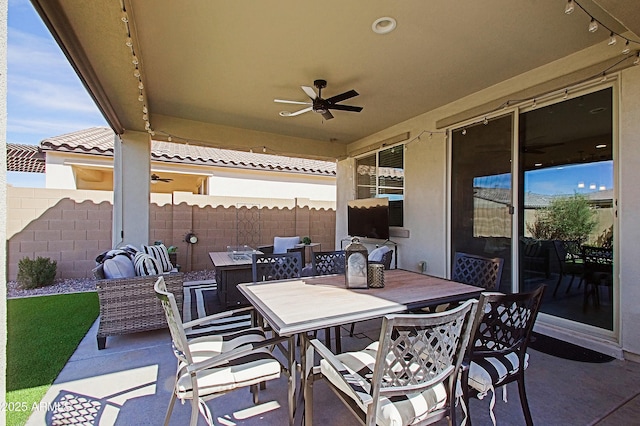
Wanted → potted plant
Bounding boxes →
[302,236,312,245]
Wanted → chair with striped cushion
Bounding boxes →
[460,285,545,426]
[308,299,478,426]
[154,277,284,426]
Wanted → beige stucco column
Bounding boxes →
[113,130,150,248]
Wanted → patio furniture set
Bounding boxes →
[90,235,543,425]
[148,247,544,425]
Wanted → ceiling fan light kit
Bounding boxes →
[274,79,363,120]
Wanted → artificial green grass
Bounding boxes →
[6,292,99,426]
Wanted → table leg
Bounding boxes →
[287,335,297,426]
[302,333,314,426]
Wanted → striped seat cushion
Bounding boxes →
[176,347,281,398]
[321,342,448,426]
[468,352,529,395]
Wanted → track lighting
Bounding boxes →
[634,53,640,66]
[564,0,575,14]
[608,32,617,46]
[588,18,598,33]
[622,41,631,54]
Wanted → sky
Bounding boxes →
[6,0,108,187]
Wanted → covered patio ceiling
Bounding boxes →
[31,0,640,161]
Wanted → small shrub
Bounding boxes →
[17,257,57,289]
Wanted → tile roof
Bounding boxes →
[39,127,336,176]
[6,143,46,173]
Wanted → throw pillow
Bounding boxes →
[368,246,390,262]
[273,236,300,254]
[142,244,174,272]
[134,252,161,276]
[103,255,136,279]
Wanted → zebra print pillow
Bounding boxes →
[134,252,162,276]
[142,244,174,272]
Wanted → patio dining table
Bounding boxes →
[237,268,483,426]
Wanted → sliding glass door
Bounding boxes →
[451,115,513,293]
[519,87,614,331]
[450,86,615,333]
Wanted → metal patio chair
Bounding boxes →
[460,285,545,426]
[154,277,284,426]
[452,252,504,290]
[308,300,478,426]
[252,252,303,282]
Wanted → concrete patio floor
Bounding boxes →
[27,314,640,425]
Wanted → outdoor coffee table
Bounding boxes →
[238,269,483,425]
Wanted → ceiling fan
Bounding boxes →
[151,173,173,183]
[274,79,363,120]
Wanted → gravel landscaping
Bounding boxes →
[6,269,217,299]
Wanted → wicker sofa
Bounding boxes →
[94,265,184,349]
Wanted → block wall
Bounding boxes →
[6,187,336,280]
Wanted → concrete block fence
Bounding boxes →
[6,187,336,281]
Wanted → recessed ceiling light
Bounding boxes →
[535,163,543,167]
[279,111,291,117]
[596,144,607,149]
[372,17,396,34]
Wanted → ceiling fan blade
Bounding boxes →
[328,104,363,112]
[321,110,334,120]
[301,86,317,100]
[326,89,359,104]
[274,99,312,105]
[286,106,313,117]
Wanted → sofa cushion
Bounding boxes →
[273,236,300,254]
[103,255,136,279]
[142,243,174,272]
[134,252,161,276]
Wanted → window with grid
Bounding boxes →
[355,145,404,227]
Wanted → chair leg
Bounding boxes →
[251,384,259,404]
[517,375,534,426]
[349,322,355,337]
[460,371,473,426]
[163,392,177,426]
[334,326,342,353]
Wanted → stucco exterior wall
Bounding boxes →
[339,43,640,356]
[6,187,336,281]
[618,65,640,357]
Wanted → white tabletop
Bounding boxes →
[238,269,482,336]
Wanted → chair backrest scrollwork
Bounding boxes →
[252,252,303,282]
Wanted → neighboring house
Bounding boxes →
[9,127,336,201]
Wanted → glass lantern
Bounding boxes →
[345,237,369,288]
